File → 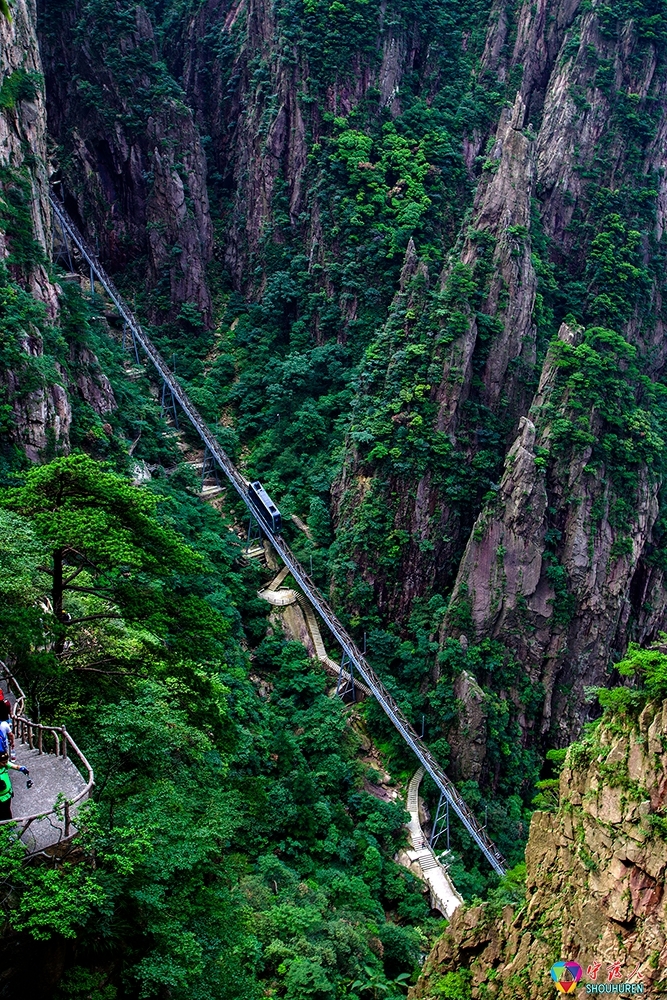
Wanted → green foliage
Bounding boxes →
[0,166,46,271]
[54,969,117,1000]
[0,508,45,659]
[2,453,197,576]
[595,636,667,715]
[0,69,41,109]
[596,0,667,43]
[0,450,436,997]
[483,862,526,916]
[427,969,472,999]
[69,0,185,135]
[586,215,650,324]
[544,327,667,532]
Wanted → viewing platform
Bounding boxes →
[0,666,93,854]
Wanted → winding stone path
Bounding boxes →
[259,575,371,697]
[403,767,464,918]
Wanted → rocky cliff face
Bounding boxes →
[0,0,72,459]
[330,0,667,753]
[1,0,119,463]
[441,320,667,746]
[0,0,52,296]
[410,700,667,999]
[38,0,213,327]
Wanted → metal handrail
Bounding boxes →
[0,664,94,838]
[49,194,507,875]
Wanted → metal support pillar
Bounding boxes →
[336,650,356,702]
[201,445,220,489]
[57,215,74,272]
[430,791,450,852]
[122,324,127,353]
[160,379,179,427]
[131,329,141,366]
[245,515,262,552]
[90,262,95,298]
[167,356,179,428]
[169,386,179,428]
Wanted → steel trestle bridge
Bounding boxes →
[50,194,507,876]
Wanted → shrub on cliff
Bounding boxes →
[597,635,667,715]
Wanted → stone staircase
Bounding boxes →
[402,767,464,918]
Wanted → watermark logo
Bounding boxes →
[549,960,645,995]
[551,963,584,994]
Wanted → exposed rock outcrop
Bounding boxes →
[447,670,488,782]
[1,0,71,456]
[1,0,119,461]
[330,0,667,761]
[442,319,663,744]
[332,93,540,623]
[0,0,52,289]
[410,700,667,999]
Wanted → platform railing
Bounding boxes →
[0,664,94,842]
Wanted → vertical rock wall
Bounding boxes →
[38,0,213,327]
[331,0,667,752]
[1,0,71,458]
[410,700,667,998]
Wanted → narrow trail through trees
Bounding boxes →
[50,193,507,876]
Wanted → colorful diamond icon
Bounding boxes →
[550,962,583,994]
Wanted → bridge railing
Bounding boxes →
[49,194,507,876]
[0,664,94,842]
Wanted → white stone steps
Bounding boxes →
[400,768,464,918]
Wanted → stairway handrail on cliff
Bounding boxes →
[0,663,95,842]
[49,194,507,876]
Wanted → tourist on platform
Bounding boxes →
[0,753,29,820]
[0,702,15,760]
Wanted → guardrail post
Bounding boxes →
[61,727,68,759]
[28,723,33,750]
[64,801,71,838]
[38,727,42,754]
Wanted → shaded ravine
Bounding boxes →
[50,192,507,875]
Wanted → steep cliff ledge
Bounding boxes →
[410,699,667,999]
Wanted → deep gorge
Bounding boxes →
[2,0,667,995]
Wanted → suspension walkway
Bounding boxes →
[0,665,94,853]
[50,194,507,876]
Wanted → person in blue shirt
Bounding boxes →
[0,702,14,760]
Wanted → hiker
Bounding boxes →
[0,702,15,760]
[0,753,29,820]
